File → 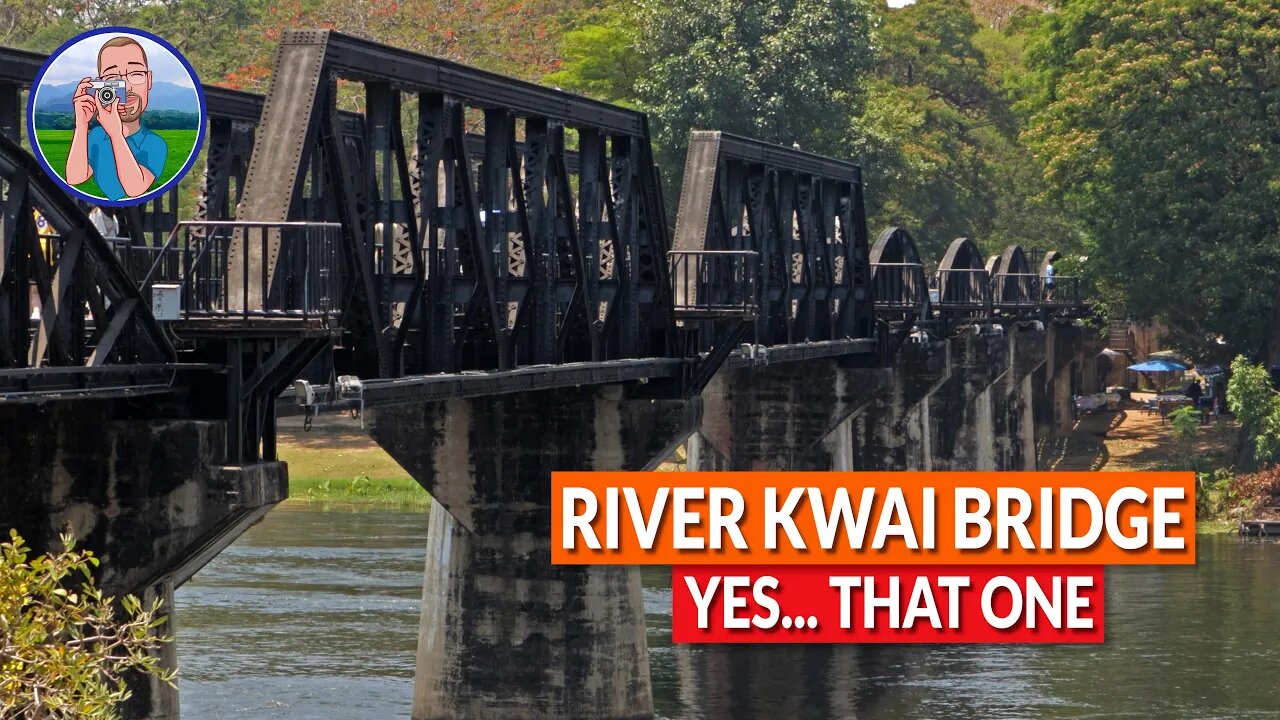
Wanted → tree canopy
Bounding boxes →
[1022,0,1280,361]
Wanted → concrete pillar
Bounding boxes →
[852,340,947,471]
[1040,323,1086,438]
[925,329,1010,470]
[0,402,286,719]
[368,388,698,720]
[697,360,890,471]
[685,431,726,471]
[992,327,1047,471]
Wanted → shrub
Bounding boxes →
[1227,355,1280,466]
[1197,468,1236,519]
[0,530,175,719]
[1230,466,1280,514]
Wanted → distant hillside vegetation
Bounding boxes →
[34,110,200,130]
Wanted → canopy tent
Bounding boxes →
[1127,358,1190,372]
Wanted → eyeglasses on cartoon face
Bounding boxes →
[98,70,149,85]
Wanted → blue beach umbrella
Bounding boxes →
[1127,357,1190,393]
[1127,358,1190,372]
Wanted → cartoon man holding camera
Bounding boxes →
[64,36,167,202]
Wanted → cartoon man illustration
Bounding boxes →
[64,36,167,201]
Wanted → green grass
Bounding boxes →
[32,128,199,200]
[289,475,432,507]
[277,422,431,508]
[1197,518,1236,534]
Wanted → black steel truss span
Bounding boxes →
[991,244,1038,312]
[671,130,875,348]
[934,237,991,325]
[235,29,673,380]
[0,132,173,384]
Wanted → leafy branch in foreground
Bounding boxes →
[1,530,175,720]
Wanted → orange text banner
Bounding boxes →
[551,471,1195,565]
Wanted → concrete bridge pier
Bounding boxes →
[991,326,1047,470]
[0,402,288,720]
[925,330,1011,471]
[695,360,891,471]
[368,388,698,720]
[852,340,948,471]
[1038,322,1087,440]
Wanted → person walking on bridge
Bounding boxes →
[1044,260,1056,302]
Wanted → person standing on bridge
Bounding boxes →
[64,36,168,201]
[1044,260,1056,302]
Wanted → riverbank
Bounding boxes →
[277,416,429,507]
[1041,396,1239,532]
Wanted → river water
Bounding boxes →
[176,504,1280,719]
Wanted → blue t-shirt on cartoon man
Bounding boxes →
[85,124,166,201]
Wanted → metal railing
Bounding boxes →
[1041,275,1081,308]
[139,221,342,323]
[669,250,759,321]
[992,272,1040,309]
[934,268,991,314]
[872,261,928,315]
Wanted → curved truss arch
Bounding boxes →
[1041,249,1062,277]
[870,226,928,319]
[993,244,1037,308]
[934,237,989,317]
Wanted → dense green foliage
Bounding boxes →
[549,0,1073,257]
[1227,355,1280,466]
[0,531,174,719]
[1022,0,1280,360]
[554,0,878,191]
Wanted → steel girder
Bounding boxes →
[234,29,673,379]
[672,130,874,347]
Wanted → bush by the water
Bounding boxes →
[1227,355,1280,466]
[1230,466,1280,514]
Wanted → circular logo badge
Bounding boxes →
[26,27,207,208]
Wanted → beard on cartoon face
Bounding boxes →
[118,91,143,122]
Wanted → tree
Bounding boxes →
[548,0,878,211]
[1167,404,1201,470]
[543,5,642,107]
[1,530,174,719]
[854,0,1016,256]
[968,0,1048,31]
[1227,354,1280,467]
[0,0,265,81]
[1022,0,1280,361]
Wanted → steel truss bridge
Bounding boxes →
[0,32,1086,462]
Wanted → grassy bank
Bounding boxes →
[277,418,430,507]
